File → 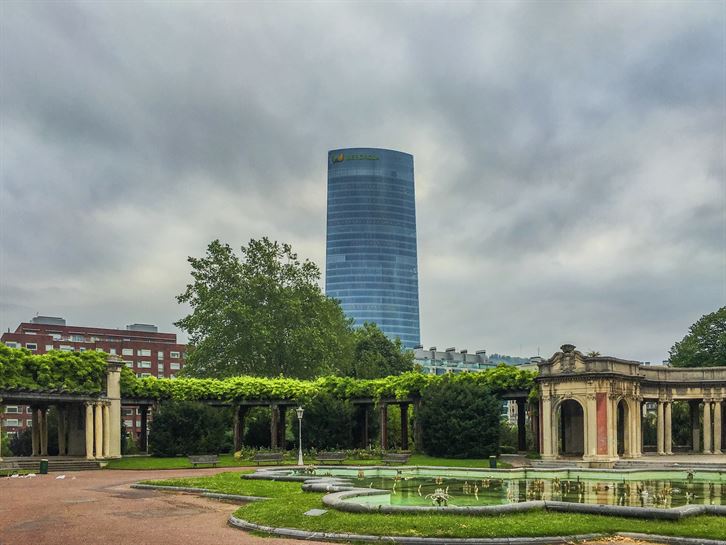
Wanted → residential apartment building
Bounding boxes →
[1,316,186,444]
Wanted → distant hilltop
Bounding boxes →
[488,353,531,366]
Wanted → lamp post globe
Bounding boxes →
[296,406,304,466]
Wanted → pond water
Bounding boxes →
[292,468,726,509]
[347,476,724,508]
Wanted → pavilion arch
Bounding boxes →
[554,397,585,457]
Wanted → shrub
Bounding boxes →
[243,407,272,448]
[419,377,501,458]
[298,392,354,450]
[148,401,232,456]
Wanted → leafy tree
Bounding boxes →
[1,432,11,457]
[344,322,414,379]
[176,238,353,379]
[668,307,726,367]
[148,401,232,456]
[419,377,501,458]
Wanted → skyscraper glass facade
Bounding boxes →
[325,148,420,349]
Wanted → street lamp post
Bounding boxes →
[296,406,304,466]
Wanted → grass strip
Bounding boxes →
[108,453,511,470]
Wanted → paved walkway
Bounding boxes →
[0,468,329,545]
[0,468,672,545]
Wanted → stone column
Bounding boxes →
[664,402,672,455]
[94,402,103,458]
[586,394,597,458]
[607,396,618,458]
[516,399,527,452]
[31,406,40,456]
[85,403,95,459]
[703,400,712,454]
[58,406,66,456]
[541,395,553,458]
[690,400,701,453]
[103,403,111,458]
[39,407,48,456]
[713,400,722,454]
[657,401,665,455]
[400,403,409,451]
[379,403,388,451]
[105,358,123,458]
[633,399,643,457]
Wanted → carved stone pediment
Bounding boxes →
[547,344,587,375]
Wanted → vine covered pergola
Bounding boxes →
[0,344,535,459]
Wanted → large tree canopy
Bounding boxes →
[344,322,414,379]
[176,238,353,379]
[668,306,726,367]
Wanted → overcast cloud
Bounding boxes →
[1,0,723,364]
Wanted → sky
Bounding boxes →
[1,1,724,365]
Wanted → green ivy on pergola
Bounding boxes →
[0,344,537,404]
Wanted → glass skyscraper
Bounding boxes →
[325,147,421,349]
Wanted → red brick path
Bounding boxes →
[0,468,327,545]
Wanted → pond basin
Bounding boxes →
[287,466,726,509]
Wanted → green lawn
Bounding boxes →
[107,453,510,470]
[143,471,726,540]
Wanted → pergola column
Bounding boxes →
[103,403,111,458]
[57,406,67,456]
[713,400,722,454]
[690,400,701,452]
[400,403,409,451]
[516,399,526,451]
[664,401,672,455]
[39,407,48,456]
[379,403,388,451]
[233,406,248,452]
[657,401,665,455]
[270,404,279,450]
[413,398,423,452]
[31,406,40,456]
[703,400,712,454]
[85,402,95,459]
[140,406,149,453]
[94,402,103,458]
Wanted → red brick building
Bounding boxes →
[1,316,186,445]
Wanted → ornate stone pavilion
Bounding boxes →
[537,344,726,466]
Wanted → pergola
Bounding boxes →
[2,355,533,460]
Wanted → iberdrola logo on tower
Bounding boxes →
[331,152,345,164]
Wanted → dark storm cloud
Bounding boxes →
[0,0,723,362]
